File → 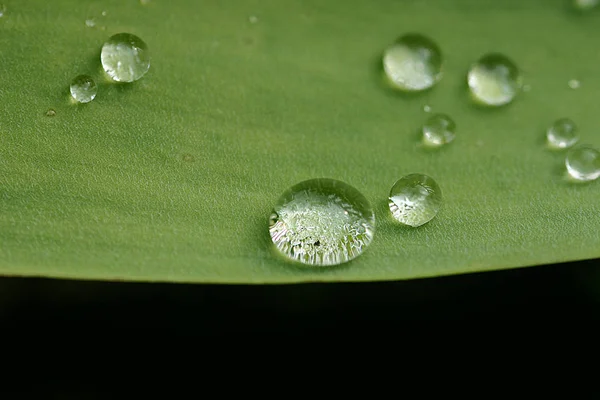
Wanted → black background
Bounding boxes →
[1,259,598,333]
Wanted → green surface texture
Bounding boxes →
[1,0,599,283]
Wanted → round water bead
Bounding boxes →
[467,53,521,106]
[269,178,375,267]
[382,33,443,92]
[547,118,579,149]
[389,174,442,227]
[565,145,600,181]
[101,33,150,82]
[422,113,456,146]
[70,75,97,103]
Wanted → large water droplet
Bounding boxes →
[574,0,598,10]
[382,33,443,92]
[101,33,150,83]
[565,145,600,181]
[547,118,579,149]
[422,113,456,147]
[269,178,375,267]
[467,53,521,106]
[389,174,442,227]
[70,75,98,103]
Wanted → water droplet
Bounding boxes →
[382,33,443,92]
[547,118,579,149]
[269,178,375,267]
[0,4,7,18]
[566,145,600,181]
[101,10,108,17]
[140,0,151,4]
[45,109,56,117]
[467,53,521,106]
[423,105,432,113]
[70,75,98,104]
[568,79,581,89]
[422,113,456,147]
[574,0,598,10]
[389,174,442,227]
[249,15,258,24]
[101,33,150,83]
[85,18,96,28]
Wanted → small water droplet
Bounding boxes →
[101,10,108,17]
[423,105,432,113]
[0,4,7,18]
[85,18,96,28]
[389,174,442,227]
[568,79,581,89]
[547,118,579,149]
[45,109,56,117]
[269,178,375,266]
[249,15,258,24]
[422,113,456,147]
[566,145,600,181]
[70,75,98,104]
[574,0,598,10]
[468,53,522,106]
[101,33,150,83]
[382,33,443,92]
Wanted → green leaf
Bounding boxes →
[1,0,599,283]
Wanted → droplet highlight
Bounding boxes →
[389,174,442,227]
[101,33,150,83]
[547,118,579,149]
[382,33,443,92]
[467,53,521,106]
[269,178,375,267]
[565,145,600,182]
[70,75,98,103]
[422,113,456,147]
[568,79,581,90]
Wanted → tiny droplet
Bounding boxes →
[85,18,96,28]
[249,15,258,24]
[389,174,442,227]
[70,75,98,103]
[565,145,600,181]
[547,118,579,149]
[423,105,432,113]
[0,4,6,18]
[568,79,581,89]
[269,178,375,266]
[467,53,522,106]
[101,10,107,16]
[382,33,443,92]
[422,113,456,147]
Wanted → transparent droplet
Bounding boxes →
[574,0,598,10]
[70,75,98,103]
[101,33,150,83]
[0,4,6,18]
[547,118,579,149]
[45,108,56,117]
[249,15,258,24]
[101,10,108,17]
[389,174,442,227]
[382,33,443,92]
[269,178,375,267]
[423,105,432,113]
[468,53,522,106]
[422,113,456,146]
[566,145,600,181]
[85,18,96,27]
[568,79,581,89]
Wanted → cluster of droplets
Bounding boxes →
[64,32,150,107]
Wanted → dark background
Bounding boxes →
[1,259,599,333]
